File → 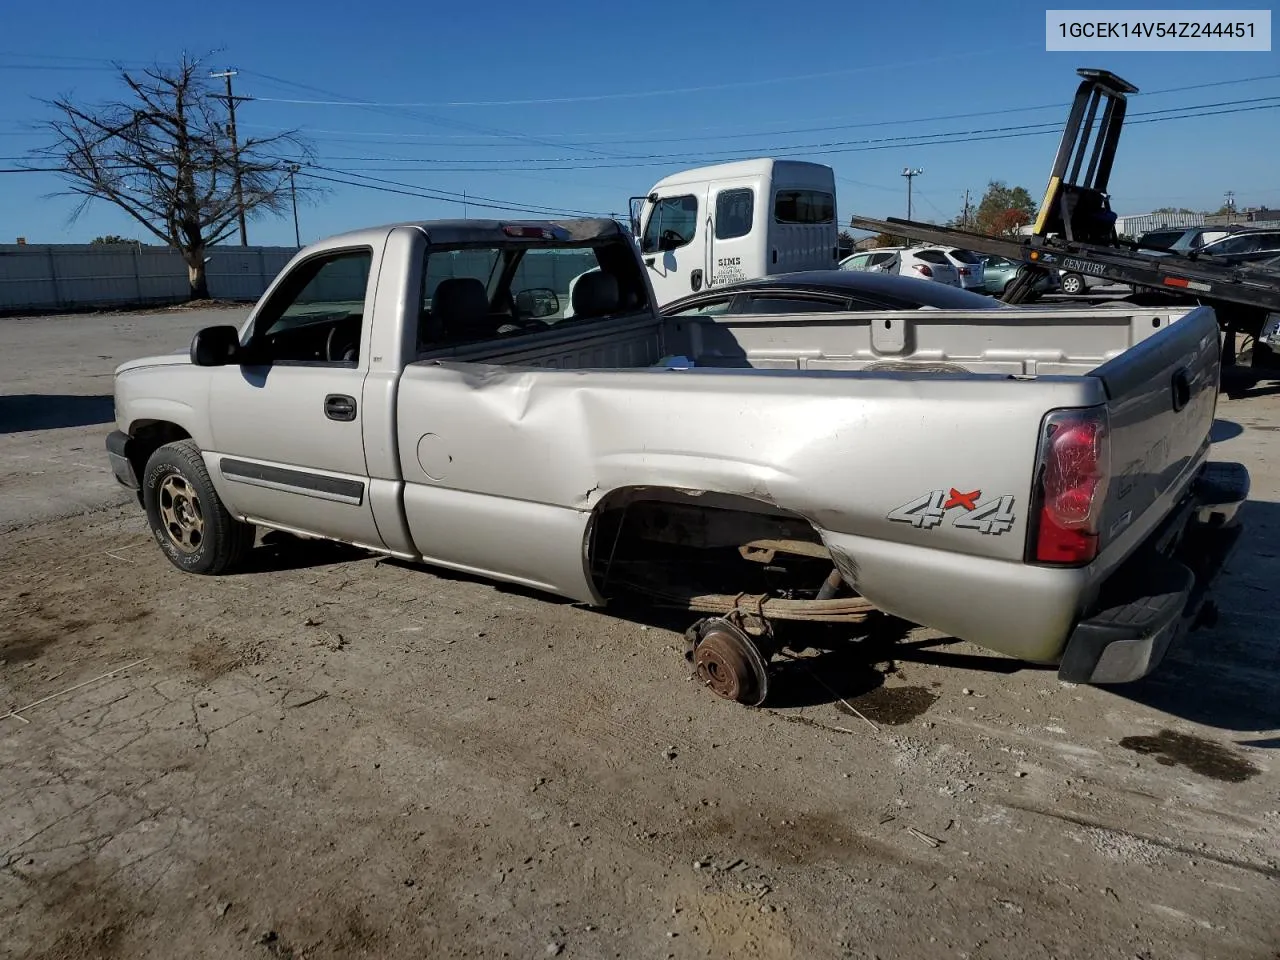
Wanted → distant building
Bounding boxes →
[1114,212,1204,237]
[1205,206,1280,227]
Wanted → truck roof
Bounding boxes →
[648,158,834,191]
[317,217,625,248]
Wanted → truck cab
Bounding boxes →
[630,158,839,306]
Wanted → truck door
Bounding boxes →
[706,184,758,290]
[204,245,385,551]
[638,190,706,305]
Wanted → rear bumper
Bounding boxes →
[106,430,140,491]
[1057,461,1250,684]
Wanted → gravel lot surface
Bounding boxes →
[2,308,1278,960]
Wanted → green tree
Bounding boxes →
[872,232,905,248]
[1151,206,1197,215]
[974,181,1036,236]
[92,235,139,245]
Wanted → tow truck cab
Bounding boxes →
[629,159,839,307]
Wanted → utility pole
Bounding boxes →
[1224,190,1236,217]
[902,167,923,221]
[287,163,300,247]
[962,189,972,228]
[211,68,248,246]
[463,190,468,219]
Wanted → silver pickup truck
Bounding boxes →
[105,218,1248,706]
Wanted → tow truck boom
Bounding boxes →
[848,68,1280,367]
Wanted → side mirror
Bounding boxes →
[190,325,242,366]
[514,288,560,320]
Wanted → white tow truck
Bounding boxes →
[626,158,840,307]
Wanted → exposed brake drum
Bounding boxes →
[684,617,772,707]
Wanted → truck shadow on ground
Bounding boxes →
[763,617,1056,711]
[240,531,371,574]
[0,394,114,434]
[1107,498,1280,741]
[1211,418,1244,442]
[1221,366,1280,400]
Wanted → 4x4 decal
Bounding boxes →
[887,488,1017,536]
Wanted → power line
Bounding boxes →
[266,95,1280,172]
[17,94,1268,182]
[310,99,1280,174]
[245,45,1040,109]
[243,71,1280,147]
[306,165,610,217]
[296,169,613,218]
[237,69,621,160]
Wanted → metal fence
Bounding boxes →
[0,243,300,313]
[0,243,609,314]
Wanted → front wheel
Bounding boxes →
[142,439,254,575]
[1060,273,1085,296]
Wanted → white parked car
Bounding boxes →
[899,247,961,287]
[939,248,986,291]
[839,249,900,274]
[841,246,964,287]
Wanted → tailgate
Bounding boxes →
[1091,305,1221,554]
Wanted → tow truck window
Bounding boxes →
[641,195,698,253]
[714,189,754,240]
[774,190,835,224]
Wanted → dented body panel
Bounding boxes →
[109,218,1242,676]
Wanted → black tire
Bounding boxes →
[142,439,254,575]
[1060,273,1085,296]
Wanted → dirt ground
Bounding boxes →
[2,308,1279,960]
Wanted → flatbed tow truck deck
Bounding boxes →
[848,68,1280,368]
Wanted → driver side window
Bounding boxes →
[640,195,698,254]
[250,248,373,365]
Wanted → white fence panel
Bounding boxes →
[0,243,301,313]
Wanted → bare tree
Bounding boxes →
[37,54,312,299]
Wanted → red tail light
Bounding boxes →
[1029,407,1110,565]
[959,267,972,276]
[911,264,933,278]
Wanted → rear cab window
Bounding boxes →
[417,232,651,352]
[774,190,835,224]
[948,249,983,264]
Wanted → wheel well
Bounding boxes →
[128,420,192,478]
[585,487,832,600]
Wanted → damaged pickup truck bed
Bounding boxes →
[106,217,1248,705]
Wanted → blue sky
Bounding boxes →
[1,0,1277,246]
